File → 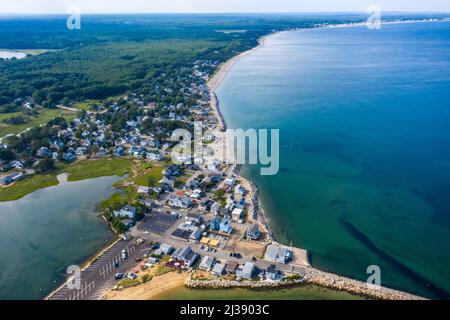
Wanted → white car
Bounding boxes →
[127,272,138,280]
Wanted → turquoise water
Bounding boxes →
[217,22,450,299]
[0,174,118,300]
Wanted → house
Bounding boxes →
[96,147,108,157]
[163,164,180,176]
[265,264,282,281]
[146,152,163,161]
[264,245,292,264]
[200,199,213,212]
[159,176,174,187]
[186,214,202,225]
[246,224,260,240]
[137,186,150,194]
[225,261,238,274]
[224,177,236,186]
[234,184,247,196]
[211,263,225,277]
[171,246,199,267]
[62,152,76,162]
[236,262,255,280]
[199,256,216,271]
[114,146,125,156]
[210,202,221,214]
[142,198,156,208]
[190,189,202,199]
[169,195,192,209]
[153,244,174,256]
[36,147,51,158]
[11,160,24,169]
[148,257,159,264]
[189,228,203,241]
[209,217,221,231]
[231,208,244,222]
[113,205,136,219]
[75,147,87,156]
[122,219,135,228]
[219,219,233,234]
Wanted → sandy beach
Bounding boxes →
[105,272,189,300]
[207,34,269,132]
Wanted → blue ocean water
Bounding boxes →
[217,22,450,299]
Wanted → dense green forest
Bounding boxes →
[1,13,446,112]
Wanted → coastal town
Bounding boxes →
[0,21,430,301]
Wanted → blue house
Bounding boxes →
[115,146,125,156]
[210,217,221,231]
[63,152,76,162]
[219,219,233,234]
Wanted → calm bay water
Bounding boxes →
[217,22,450,299]
[154,285,363,300]
[0,174,118,300]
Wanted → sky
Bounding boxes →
[0,0,449,14]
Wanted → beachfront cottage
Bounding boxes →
[246,224,260,240]
[172,246,199,267]
[234,184,247,196]
[199,256,216,271]
[225,261,238,274]
[211,263,225,277]
[265,264,282,281]
[236,262,255,280]
[264,245,292,264]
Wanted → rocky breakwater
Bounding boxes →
[302,268,426,300]
[185,268,426,300]
[186,278,303,290]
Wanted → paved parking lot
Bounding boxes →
[137,211,179,234]
[48,239,150,300]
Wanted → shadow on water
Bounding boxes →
[340,218,449,299]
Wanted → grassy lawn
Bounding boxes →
[72,100,101,111]
[0,173,58,202]
[133,164,164,187]
[0,109,78,137]
[65,158,132,181]
[0,112,22,122]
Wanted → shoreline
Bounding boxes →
[206,21,432,300]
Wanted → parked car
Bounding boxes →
[114,273,124,280]
[127,272,138,280]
